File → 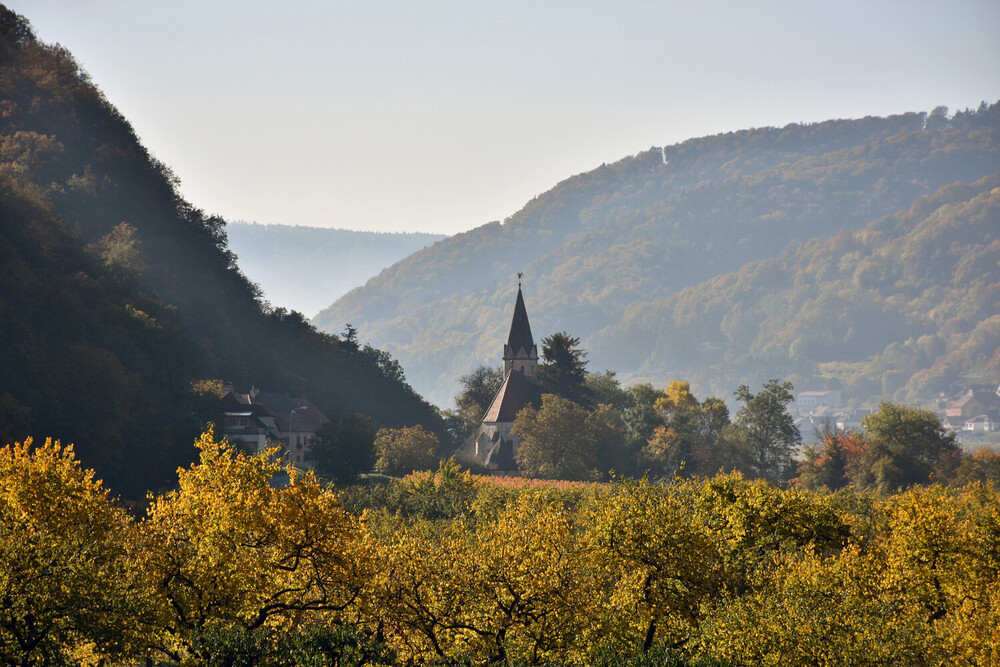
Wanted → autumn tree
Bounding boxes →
[891,484,1000,662]
[793,429,867,491]
[139,429,368,663]
[96,221,144,282]
[0,438,146,665]
[365,517,472,661]
[639,382,732,478]
[593,479,722,653]
[639,381,699,477]
[463,493,604,663]
[855,401,960,493]
[700,545,934,664]
[367,493,603,665]
[387,458,481,520]
[731,379,801,482]
[953,447,1000,486]
[373,425,440,476]
[692,472,852,609]
[512,394,599,481]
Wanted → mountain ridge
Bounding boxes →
[0,6,443,496]
[314,104,1000,407]
[225,221,445,317]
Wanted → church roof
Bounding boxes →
[504,286,535,358]
[482,369,543,424]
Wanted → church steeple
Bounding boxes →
[503,279,538,377]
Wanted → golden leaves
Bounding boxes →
[4,430,1000,665]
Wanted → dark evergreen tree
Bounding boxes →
[537,332,589,404]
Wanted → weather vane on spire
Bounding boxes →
[517,272,523,288]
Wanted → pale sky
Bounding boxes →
[11,1,1000,235]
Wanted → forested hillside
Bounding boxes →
[590,174,1000,403]
[225,222,445,317]
[314,104,1000,407]
[0,7,442,497]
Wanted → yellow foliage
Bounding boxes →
[0,437,144,665]
[139,429,369,661]
[592,479,723,652]
[654,379,700,415]
[4,429,999,664]
[366,492,603,664]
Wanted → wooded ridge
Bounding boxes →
[314,104,1000,409]
[0,7,443,497]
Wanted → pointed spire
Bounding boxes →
[506,286,533,354]
[504,278,538,377]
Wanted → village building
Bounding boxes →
[964,414,996,434]
[220,384,329,467]
[457,283,543,472]
[795,390,843,417]
[945,386,1000,419]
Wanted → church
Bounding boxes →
[457,282,544,472]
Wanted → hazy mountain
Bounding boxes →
[0,6,442,496]
[225,222,445,317]
[588,174,1000,406]
[314,104,1000,408]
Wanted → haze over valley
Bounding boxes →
[4,5,1000,664]
[225,223,445,317]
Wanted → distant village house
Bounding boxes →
[220,384,329,467]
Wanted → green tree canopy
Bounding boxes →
[585,370,630,410]
[373,425,440,477]
[856,401,959,493]
[512,393,600,481]
[732,379,801,482]
[452,365,504,434]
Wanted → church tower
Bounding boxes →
[503,284,538,378]
[457,277,543,472]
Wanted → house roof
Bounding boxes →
[949,388,1000,410]
[257,392,330,433]
[504,286,536,359]
[221,389,276,419]
[482,370,542,424]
